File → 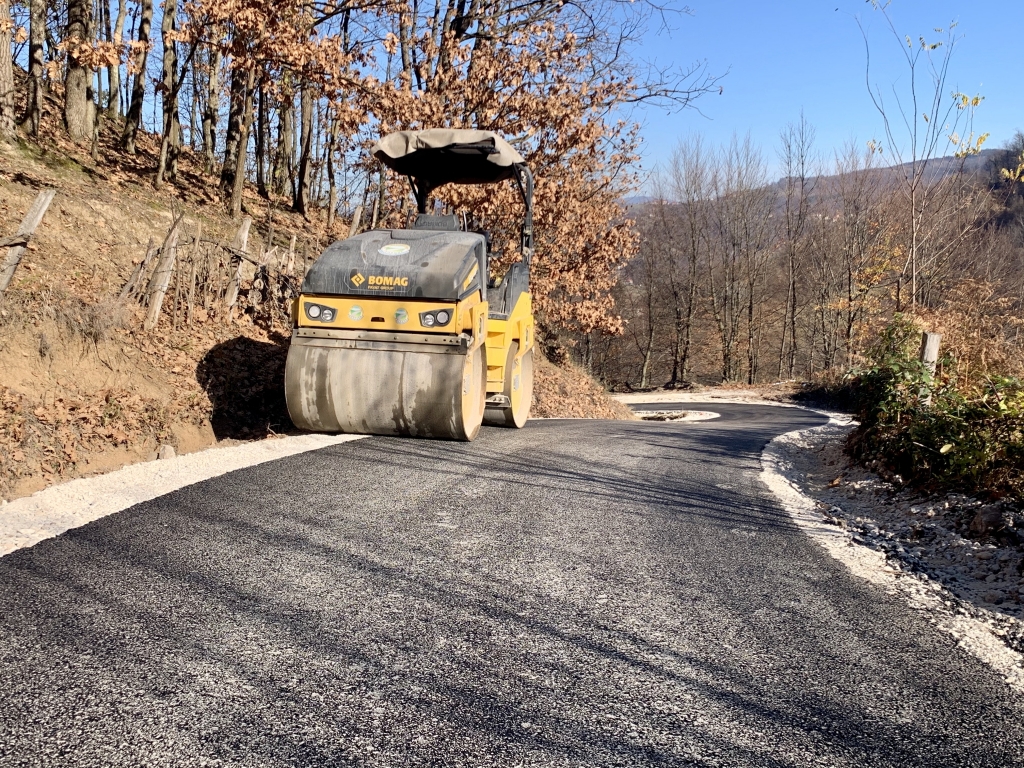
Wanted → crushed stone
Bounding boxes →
[638,410,720,422]
[0,433,365,558]
[762,414,1024,694]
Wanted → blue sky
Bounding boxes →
[631,0,1023,185]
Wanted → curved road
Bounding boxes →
[1,404,1022,767]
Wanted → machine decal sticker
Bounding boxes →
[350,272,366,286]
[369,275,409,287]
[379,244,411,256]
[348,305,364,320]
[395,308,409,324]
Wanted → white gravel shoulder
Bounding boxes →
[762,413,1024,694]
[637,409,721,422]
[614,390,800,406]
[0,433,366,557]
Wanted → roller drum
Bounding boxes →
[285,339,486,441]
[483,343,534,428]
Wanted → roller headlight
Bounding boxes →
[304,302,336,322]
[419,309,452,328]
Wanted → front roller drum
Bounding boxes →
[285,341,487,441]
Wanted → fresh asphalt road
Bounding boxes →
[1,404,1023,768]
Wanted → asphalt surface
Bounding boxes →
[1,403,1022,768]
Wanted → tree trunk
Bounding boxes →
[155,0,180,187]
[0,0,15,139]
[272,88,294,197]
[20,0,45,135]
[325,121,337,234]
[229,68,255,217]
[63,0,94,141]
[189,67,199,151]
[120,0,152,153]
[639,319,655,390]
[292,78,313,214]
[99,0,111,110]
[108,0,128,116]
[255,78,269,198]
[220,66,245,193]
[201,46,220,173]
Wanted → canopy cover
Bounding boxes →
[372,129,526,187]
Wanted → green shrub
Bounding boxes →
[847,315,1024,499]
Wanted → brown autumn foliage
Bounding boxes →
[364,10,643,334]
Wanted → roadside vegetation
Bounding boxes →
[844,311,1024,501]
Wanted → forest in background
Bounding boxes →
[590,130,1024,390]
[579,9,1024,394]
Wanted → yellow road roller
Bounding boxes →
[284,128,536,441]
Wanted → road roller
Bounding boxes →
[284,128,536,441]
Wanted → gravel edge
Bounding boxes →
[637,410,721,422]
[0,433,367,558]
[761,412,1024,695]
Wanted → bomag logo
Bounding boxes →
[368,275,409,287]
[350,272,365,287]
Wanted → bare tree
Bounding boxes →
[0,0,15,139]
[20,0,45,135]
[120,0,153,153]
[705,136,774,382]
[666,137,711,385]
[777,115,816,378]
[108,0,129,116]
[63,0,94,141]
[861,1,986,309]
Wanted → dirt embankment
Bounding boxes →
[533,356,636,420]
[0,129,628,502]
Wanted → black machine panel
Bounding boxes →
[487,262,529,319]
[302,230,486,302]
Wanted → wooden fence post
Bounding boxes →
[224,216,252,317]
[0,189,56,294]
[348,205,363,239]
[118,237,157,302]
[285,234,296,276]
[143,214,186,330]
[919,332,942,374]
[919,331,942,405]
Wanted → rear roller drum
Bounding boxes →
[483,341,534,428]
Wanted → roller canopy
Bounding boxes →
[372,128,534,264]
[372,129,526,187]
